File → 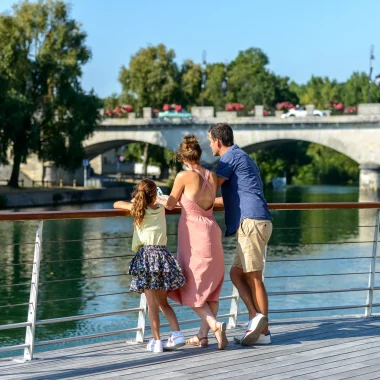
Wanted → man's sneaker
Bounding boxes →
[234,330,271,345]
[233,333,245,344]
[240,313,268,346]
[164,331,186,351]
[146,339,163,353]
[256,330,271,345]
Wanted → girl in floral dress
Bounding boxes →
[114,179,186,353]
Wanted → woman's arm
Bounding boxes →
[113,201,133,211]
[214,197,224,207]
[164,172,186,210]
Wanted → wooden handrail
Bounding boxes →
[0,202,379,222]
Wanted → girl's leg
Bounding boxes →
[144,289,160,340]
[156,290,180,331]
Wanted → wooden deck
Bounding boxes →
[2,316,380,380]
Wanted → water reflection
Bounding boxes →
[1,186,379,355]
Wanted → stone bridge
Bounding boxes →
[84,113,380,190]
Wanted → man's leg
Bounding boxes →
[234,219,271,345]
[230,265,257,319]
[245,270,268,334]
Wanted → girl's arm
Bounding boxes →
[113,201,133,210]
[164,172,186,210]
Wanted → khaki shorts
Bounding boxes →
[233,218,273,273]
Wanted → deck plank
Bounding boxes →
[1,316,380,380]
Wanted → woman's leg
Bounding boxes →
[198,301,218,337]
[144,289,160,340]
[156,290,180,332]
[192,302,228,349]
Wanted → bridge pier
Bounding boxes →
[360,163,380,192]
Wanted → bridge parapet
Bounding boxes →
[100,104,380,128]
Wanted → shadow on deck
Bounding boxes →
[1,316,380,380]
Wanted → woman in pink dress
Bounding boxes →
[161,135,228,350]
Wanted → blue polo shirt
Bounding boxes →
[216,145,272,237]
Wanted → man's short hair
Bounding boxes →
[208,123,234,147]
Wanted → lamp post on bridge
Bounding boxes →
[221,60,228,99]
[83,159,89,187]
[201,50,207,106]
[368,45,375,103]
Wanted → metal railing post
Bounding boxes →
[23,221,43,361]
[365,209,380,317]
[135,293,147,343]
[227,285,240,329]
[262,244,268,282]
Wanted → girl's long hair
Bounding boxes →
[131,179,157,227]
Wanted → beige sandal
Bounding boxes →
[185,334,209,347]
[213,322,228,350]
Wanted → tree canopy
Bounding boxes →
[0,0,100,187]
[110,43,380,115]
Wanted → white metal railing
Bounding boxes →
[0,203,379,361]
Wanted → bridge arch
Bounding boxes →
[239,138,359,164]
[83,124,380,190]
[234,133,360,164]
[84,139,172,160]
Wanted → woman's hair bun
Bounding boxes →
[183,135,198,145]
[175,135,202,163]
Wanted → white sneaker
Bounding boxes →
[146,339,163,353]
[240,313,268,346]
[164,331,186,351]
[234,330,271,345]
[256,331,271,345]
[233,333,245,344]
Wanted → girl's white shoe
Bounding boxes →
[164,331,186,351]
[146,339,163,353]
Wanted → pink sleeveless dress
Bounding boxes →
[168,169,225,307]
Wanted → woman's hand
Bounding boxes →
[165,172,186,210]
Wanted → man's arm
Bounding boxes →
[214,176,225,207]
[217,176,226,190]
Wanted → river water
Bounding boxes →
[1,185,379,355]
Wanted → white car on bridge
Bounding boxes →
[281,108,325,118]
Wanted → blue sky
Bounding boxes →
[1,0,380,98]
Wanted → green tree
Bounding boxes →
[296,144,359,185]
[250,142,311,186]
[273,75,299,106]
[0,0,100,187]
[342,72,380,106]
[103,93,120,109]
[118,44,179,112]
[289,81,306,105]
[204,63,227,111]
[228,48,275,110]
[179,59,202,108]
[123,142,178,179]
[298,76,340,109]
[250,141,359,186]
[290,77,341,109]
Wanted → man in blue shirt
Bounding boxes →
[209,123,273,346]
